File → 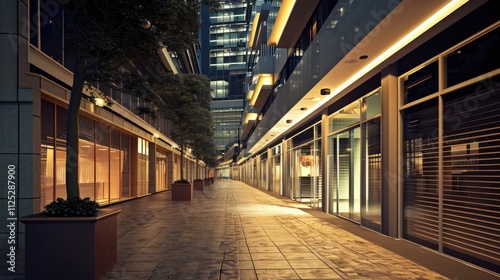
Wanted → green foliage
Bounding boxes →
[57,0,220,198]
[44,197,100,217]
[158,73,215,178]
[174,179,191,184]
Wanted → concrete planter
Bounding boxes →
[193,180,204,190]
[204,178,211,186]
[20,208,121,280]
[171,183,193,200]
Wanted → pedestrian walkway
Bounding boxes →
[99,179,498,280]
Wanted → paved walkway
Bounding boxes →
[100,179,498,280]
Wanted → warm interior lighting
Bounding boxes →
[331,0,469,99]
[249,74,273,106]
[244,113,258,124]
[248,13,260,49]
[268,0,295,46]
[94,97,106,107]
[296,0,470,129]
[250,0,469,154]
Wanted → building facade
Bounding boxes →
[0,1,208,274]
[200,0,250,155]
[238,0,499,275]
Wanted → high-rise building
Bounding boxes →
[200,0,250,160]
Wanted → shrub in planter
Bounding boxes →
[171,179,193,200]
[21,197,120,280]
[174,179,191,184]
[44,196,100,217]
[193,179,204,190]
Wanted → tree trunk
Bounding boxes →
[179,135,185,180]
[65,57,86,199]
[195,159,199,179]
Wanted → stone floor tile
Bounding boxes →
[294,268,343,279]
[252,260,292,270]
[97,180,464,280]
[255,269,300,279]
[249,252,286,261]
[288,259,330,269]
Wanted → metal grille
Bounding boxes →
[403,99,440,250]
[442,78,500,273]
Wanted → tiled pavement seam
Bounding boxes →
[99,180,453,280]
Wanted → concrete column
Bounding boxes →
[321,109,329,213]
[380,63,400,237]
[0,0,40,275]
[148,142,157,193]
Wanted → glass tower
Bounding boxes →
[201,0,250,153]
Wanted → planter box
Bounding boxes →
[204,178,211,187]
[171,183,193,200]
[193,180,204,190]
[20,208,121,280]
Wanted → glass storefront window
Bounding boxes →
[156,149,168,191]
[403,61,439,104]
[137,138,149,196]
[442,77,500,273]
[362,118,381,231]
[96,124,110,203]
[402,98,439,250]
[329,100,360,133]
[121,134,131,198]
[41,100,55,209]
[445,28,499,88]
[79,116,95,199]
[363,90,381,120]
[41,99,133,207]
[110,130,121,201]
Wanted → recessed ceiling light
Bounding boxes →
[286,119,292,124]
[300,107,308,111]
[359,55,368,60]
[320,88,331,95]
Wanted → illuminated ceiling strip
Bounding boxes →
[244,113,258,124]
[253,0,469,152]
[248,13,260,49]
[268,0,295,46]
[249,74,273,107]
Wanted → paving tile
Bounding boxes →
[98,180,453,280]
[252,260,292,270]
[255,269,300,279]
[249,252,286,261]
[288,259,330,269]
[283,252,319,260]
[294,268,343,279]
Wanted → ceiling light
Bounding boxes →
[320,88,331,95]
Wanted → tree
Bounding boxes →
[55,0,219,198]
[159,73,213,180]
[192,119,217,179]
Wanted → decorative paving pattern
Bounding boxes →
[100,180,449,280]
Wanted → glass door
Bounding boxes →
[330,127,361,222]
